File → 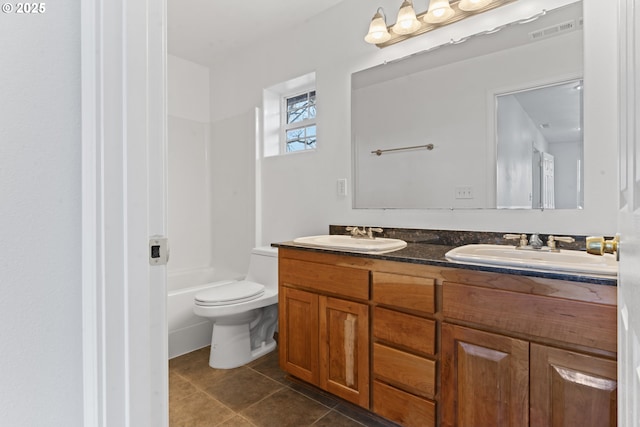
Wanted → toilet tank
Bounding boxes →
[245,246,279,290]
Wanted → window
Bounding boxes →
[262,72,316,157]
[283,90,316,153]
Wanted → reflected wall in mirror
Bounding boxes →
[496,79,584,210]
[352,1,583,209]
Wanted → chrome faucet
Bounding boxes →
[529,233,543,249]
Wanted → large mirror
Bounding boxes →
[352,1,583,209]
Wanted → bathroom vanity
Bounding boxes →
[276,231,617,427]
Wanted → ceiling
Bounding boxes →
[513,80,583,145]
[168,0,348,65]
[168,1,582,146]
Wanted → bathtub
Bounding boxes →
[168,267,239,359]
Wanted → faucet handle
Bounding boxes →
[367,227,383,238]
[547,235,575,250]
[503,233,528,247]
[346,226,360,236]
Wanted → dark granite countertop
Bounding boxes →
[273,226,618,287]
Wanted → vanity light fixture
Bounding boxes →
[458,0,494,12]
[364,8,392,43]
[365,0,518,48]
[424,0,455,23]
[392,0,422,35]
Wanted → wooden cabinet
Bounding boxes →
[530,344,617,427]
[371,271,438,427]
[442,279,617,427]
[278,246,617,427]
[279,287,319,384]
[441,324,529,427]
[278,254,370,407]
[319,296,369,406]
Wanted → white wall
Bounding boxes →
[550,140,582,209]
[167,55,215,288]
[497,95,544,208]
[210,110,257,279]
[208,0,616,264]
[0,3,83,426]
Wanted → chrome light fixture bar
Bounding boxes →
[365,0,517,48]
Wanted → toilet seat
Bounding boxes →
[194,281,265,306]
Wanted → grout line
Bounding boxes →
[168,372,201,403]
[235,385,286,416]
[171,350,383,427]
[307,408,334,426]
[310,409,368,427]
[213,412,258,427]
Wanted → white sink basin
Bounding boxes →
[445,244,618,277]
[293,235,407,253]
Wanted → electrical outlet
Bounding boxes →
[455,186,474,199]
[337,178,348,196]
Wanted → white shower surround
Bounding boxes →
[167,55,218,357]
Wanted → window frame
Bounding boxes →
[281,88,317,154]
[262,71,316,158]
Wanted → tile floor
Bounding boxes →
[169,346,399,427]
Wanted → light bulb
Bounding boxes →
[365,9,391,44]
[458,0,493,12]
[392,0,421,35]
[424,0,455,24]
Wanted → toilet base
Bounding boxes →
[208,310,278,369]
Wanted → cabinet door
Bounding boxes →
[530,344,617,427]
[279,287,319,385]
[319,296,370,408]
[442,323,529,427]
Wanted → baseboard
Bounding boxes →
[168,321,213,359]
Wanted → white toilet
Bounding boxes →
[193,246,279,369]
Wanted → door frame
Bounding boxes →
[617,0,640,424]
[81,0,168,425]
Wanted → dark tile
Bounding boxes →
[216,415,256,427]
[312,410,366,426]
[169,372,198,404]
[333,402,401,427]
[202,367,284,412]
[287,378,340,408]
[248,350,289,385]
[169,389,235,427]
[169,346,210,373]
[241,388,331,427]
[171,346,245,390]
[245,347,277,368]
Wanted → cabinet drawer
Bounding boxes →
[373,307,436,355]
[279,258,369,300]
[373,380,436,427]
[443,281,617,353]
[373,343,436,398]
[372,272,435,314]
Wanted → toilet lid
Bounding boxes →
[194,281,265,306]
